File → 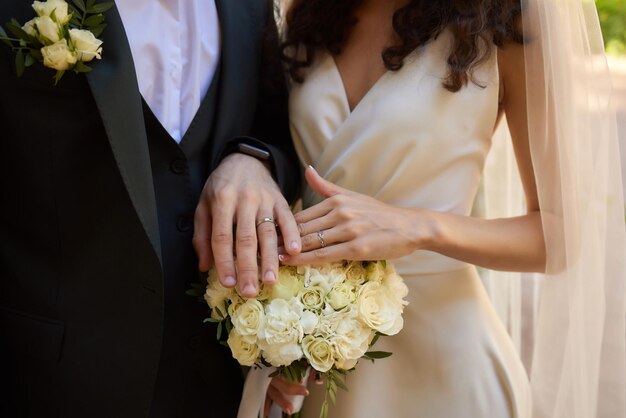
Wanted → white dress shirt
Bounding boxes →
[116,0,220,142]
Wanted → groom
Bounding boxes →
[0,0,301,417]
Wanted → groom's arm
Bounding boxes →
[193,0,302,299]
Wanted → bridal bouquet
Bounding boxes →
[0,0,112,84]
[192,260,409,417]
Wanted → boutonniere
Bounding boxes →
[0,0,113,84]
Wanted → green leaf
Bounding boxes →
[15,49,25,77]
[369,333,381,347]
[319,400,328,418]
[202,318,220,323]
[0,25,7,37]
[86,0,96,8]
[219,340,229,347]
[30,48,43,60]
[89,2,114,14]
[53,70,65,85]
[216,320,223,340]
[24,53,35,67]
[83,14,105,27]
[333,377,348,391]
[364,351,393,359]
[74,61,92,73]
[268,370,280,378]
[185,289,203,297]
[89,23,106,38]
[6,22,29,42]
[73,0,87,13]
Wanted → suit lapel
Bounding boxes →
[86,2,162,263]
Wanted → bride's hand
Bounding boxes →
[264,376,310,416]
[280,167,437,265]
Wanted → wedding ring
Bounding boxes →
[317,230,326,248]
[256,217,276,228]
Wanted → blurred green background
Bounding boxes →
[597,0,626,55]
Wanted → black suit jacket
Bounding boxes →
[0,1,299,417]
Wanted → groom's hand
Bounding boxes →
[193,153,301,298]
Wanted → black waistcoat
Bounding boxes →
[143,71,243,418]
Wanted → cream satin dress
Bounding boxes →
[290,32,532,418]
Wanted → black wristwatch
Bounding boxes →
[236,142,271,161]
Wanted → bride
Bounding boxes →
[259,0,626,417]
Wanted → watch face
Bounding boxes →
[238,143,271,160]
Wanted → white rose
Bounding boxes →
[307,272,332,293]
[22,18,38,37]
[327,283,356,311]
[298,286,325,311]
[204,270,235,316]
[258,299,303,345]
[231,299,265,339]
[228,329,260,367]
[270,268,304,300]
[357,281,404,335]
[41,39,76,71]
[259,341,303,367]
[35,16,62,43]
[69,29,102,62]
[227,297,246,318]
[365,261,386,282]
[300,310,319,334]
[32,0,70,24]
[345,262,367,285]
[332,317,372,369]
[302,335,335,372]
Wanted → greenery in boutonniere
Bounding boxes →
[0,0,113,84]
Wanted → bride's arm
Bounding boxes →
[281,41,547,273]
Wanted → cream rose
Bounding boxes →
[69,29,103,62]
[204,270,235,318]
[327,283,356,311]
[22,18,38,37]
[302,335,335,372]
[35,15,62,43]
[228,329,260,367]
[365,261,386,282]
[357,281,404,335]
[345,262,367,285]
[231,299,265,339]
[298,286,325,311]
[32,0,70,24]
[270,268,304,300]
[41,39,76,70]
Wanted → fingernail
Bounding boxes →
[264,271,276,282]
[290,241,299,251]
[285,405,293,415]
[242,283,257,296]
[224,276,236,287]
[279,254,289,262]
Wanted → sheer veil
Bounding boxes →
[482,0,626,417]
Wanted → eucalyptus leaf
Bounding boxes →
[15,49,25,77]
[24,53,35,67]
[216,320,223,340]
[364,351,392,359]
[202,318,220,323]
[0,25,7,37]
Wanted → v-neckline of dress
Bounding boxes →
[327,52,393,115]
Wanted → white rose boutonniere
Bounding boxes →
[0,0,112,84]
[190,260,409,418]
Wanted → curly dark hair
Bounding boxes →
[281,0,523,92]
